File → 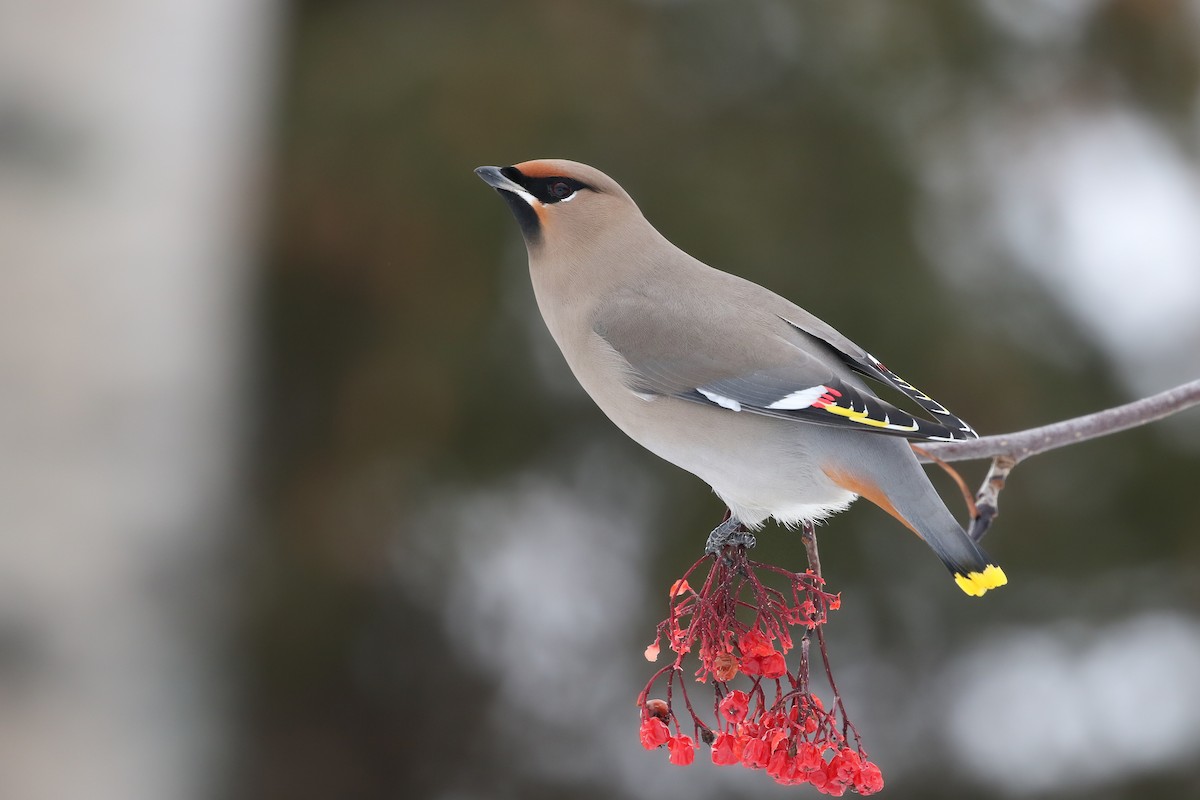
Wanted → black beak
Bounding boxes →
[475,165,541,244]
[475,165,525,194]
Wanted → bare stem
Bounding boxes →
[966,455,1018,542]
[800,521,858,744]
[799,521,821,575]
[918,378,1200,464]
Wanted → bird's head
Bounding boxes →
[475,159,641,252]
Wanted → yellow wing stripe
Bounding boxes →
[818,402,920,432]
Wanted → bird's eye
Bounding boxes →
[549,181,573,199]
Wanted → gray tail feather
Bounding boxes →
[888,473,1008,596]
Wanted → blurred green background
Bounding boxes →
[3,1,1200,799]
[246,1,1200,797]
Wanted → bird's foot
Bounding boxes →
[704,516,756,559]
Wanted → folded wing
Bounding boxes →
[594,291,978,443]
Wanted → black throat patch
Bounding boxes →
[496,188,542,245]
[493,167,592,247]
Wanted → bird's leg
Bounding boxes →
[704,513,756,556]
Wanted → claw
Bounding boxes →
[704,515,756,559]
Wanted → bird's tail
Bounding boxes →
[919,516,1007,597]
[889,481,1007,597]
[826,459,1007,597]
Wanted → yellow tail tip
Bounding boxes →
[954,565,1008,597]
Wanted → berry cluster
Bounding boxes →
[637,544,883,795]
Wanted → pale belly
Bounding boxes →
[548,325,859,528]
[597,390,858,529]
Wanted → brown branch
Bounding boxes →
[918,378,1200,464]
[915,378,1200,542]
[800,520,822,576]
[964,455,1017,543]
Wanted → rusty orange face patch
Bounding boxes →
[513,160,563,179]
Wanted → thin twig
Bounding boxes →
[800,521,859,745]
[966,455,1018,543]
[918,378,1200,464]
[799,521,821,576]
[911,378,1200,540]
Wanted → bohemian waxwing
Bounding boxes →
[475,158,1007,597]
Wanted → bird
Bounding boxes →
[475,158,1006,597]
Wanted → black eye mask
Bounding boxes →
[500,167,590,204]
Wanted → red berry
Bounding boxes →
[797,742,824,770]
[760,651,787,679]
[667,735,696,766]
[711,651,739,682]
[644,698,669,719]
[638,717,670,750]
[710,732,740,766]
[719,690,750,724]
[740,737,771,769]
[854,761,885,795]
[767,748,796,783]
